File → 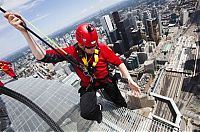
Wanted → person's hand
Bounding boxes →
[4,12,27,33]
[128,78,141,96]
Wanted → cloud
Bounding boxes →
[3,0,31,10]
[30,14,50,23]
[80,6,95,16]
[90,6,94,10]
[18,0,45,11]
[81,9,88,14]
[99,0,105,3]
[2,0,44,11]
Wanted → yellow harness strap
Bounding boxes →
[81,49,99,67]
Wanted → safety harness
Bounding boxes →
[74,44,100,80]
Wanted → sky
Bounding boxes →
[0,0,124,58]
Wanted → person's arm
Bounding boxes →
[101,44,141,95]
[118,63,141,96]
[4,12,46,60]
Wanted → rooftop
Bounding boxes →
[0,77,180,131]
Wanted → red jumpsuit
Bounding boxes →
[40,43,127,122]
[0,60,16,78]
[44,43,122,87]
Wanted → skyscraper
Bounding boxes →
[118,18,132,51]
[100,15,114,33]
[100,15,114,43]
[112,11,132,51]
[151,5,158,18]
[180,9,189,26]
[109,29,118,44]
[158,11,163,37]
[143,11,152,36]
[131,29,143,46]
[112,11,121,28]
[146,18,159,44]
[113,40,125,55]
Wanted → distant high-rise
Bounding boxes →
[158,12,163,37]
[136,20,143,29]
[100,15,114,43]
[112,11,132,51]
[126,10,138,29]
[118,18,132,51]
[137,9,143,21]
[131,29,143,46]
[146,18,159,44]
[112,11,121,28]
[113,40,125,55]
[137,52,148,64]
[151,6,158,18]
[143,11,151,36]
[127,53,139,70]
[109,29,118,44]
[100,15,114,33]
[180,9,189,26]
[112,11,122,40]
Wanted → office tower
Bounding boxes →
[137,52,148,64]
[151,5,158,18]
[146,18,159,44]
[112,11,132,51]
[109,29,118,44]
[131,29,143,46]
[143,11,151,36]
[126,10,138,29]
[118,18,132,50]
[111,11,122,40]
[100,15,114,43]
[144,60,155,72]
[137,9,143,21]
[158,12,163,36]
[113,40,125,55]
[136,20,144,29]
[112,11,121,28]
[128,53,139,70]
[180,9,189,26]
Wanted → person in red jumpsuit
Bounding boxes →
[4,12,141,123]
[0,60,17,81]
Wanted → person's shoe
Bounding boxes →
[97,104,103,124]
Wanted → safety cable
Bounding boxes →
[0,7,83,68]
[20,15,69,57]
[0,86,64,132]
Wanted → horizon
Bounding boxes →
[0,0,127,58]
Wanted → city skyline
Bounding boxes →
[0,0,125,58]
[1,0,200,131]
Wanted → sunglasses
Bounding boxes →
[84,45,97,49]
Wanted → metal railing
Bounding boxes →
[97,99,179,132]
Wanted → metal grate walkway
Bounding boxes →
[86,98,180,132]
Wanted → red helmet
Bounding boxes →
[75,23,98,47]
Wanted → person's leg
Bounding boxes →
[79,87,102,122]
[103,81,127,108]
